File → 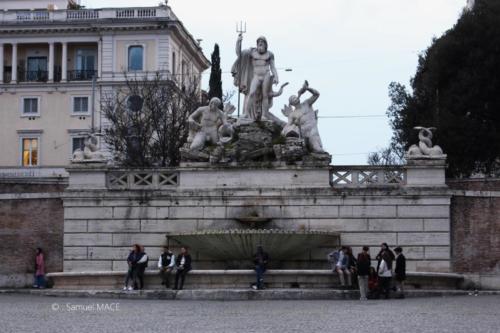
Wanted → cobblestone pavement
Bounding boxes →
[1,294,499,333]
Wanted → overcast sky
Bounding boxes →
[82,0,467,164]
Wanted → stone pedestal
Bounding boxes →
[405,157,447,187]
[67,163,108,190]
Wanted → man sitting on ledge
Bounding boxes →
[158,246,175,288]
[173,246,192,290]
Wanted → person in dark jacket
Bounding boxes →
[158,246,175,288]
[253,245,269,290]
[376,242,395,272]
[356,246,371,300]
[135,245,148,290]
[173,246,192,290]
[123,244,141,291]
[394,247,406,298]
[368,266,379,299]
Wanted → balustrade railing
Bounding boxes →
[0,7,167,24]
[16,11,49,21]
[330,166,406,187]
[68,70,97,81]
[67,10,99,20]
[107,170,179,190]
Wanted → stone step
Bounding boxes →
[46,270,465,290]
[2,288,498,301]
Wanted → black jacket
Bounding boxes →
[395,254,406,280]
[253,251,269,268]
[176,253,192,271]
[356,253,371,276]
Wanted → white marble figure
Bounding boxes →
[232,34,279,122]
[72,133,106,162]
[407,127,444,157]
[281,81,325,153]
[188,97,228,150]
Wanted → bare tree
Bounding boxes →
[101,72,201,167]
[367,146,404,166]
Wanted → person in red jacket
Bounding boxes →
[33,248,46,289]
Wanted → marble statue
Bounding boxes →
[407,127,444,157]
[232,34,280,122]
[281,81,325,153]
[72,133,106,162]
[188,97,228,150]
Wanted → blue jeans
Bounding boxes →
[35,275,45,288]
[255,265,266,289]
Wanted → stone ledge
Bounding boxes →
[1,288,498,301]
[47,270,464,278]
[46,270,465,291]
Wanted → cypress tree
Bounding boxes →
[208,44,223,100]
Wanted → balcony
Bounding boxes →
[18,70,49,83]
[68,70,97,81]
[0,7,172,24]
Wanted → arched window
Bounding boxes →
[128,45,144,71]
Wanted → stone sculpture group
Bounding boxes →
[182,34,331,165]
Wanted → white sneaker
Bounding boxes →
[127,286,133,291]
[122,286,127,291]
[251,285,258,290]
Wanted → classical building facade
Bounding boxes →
[0,2,209,172]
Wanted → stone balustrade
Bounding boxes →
[0,7,169,24]
[107,169,179,190]
[330,165,406,187]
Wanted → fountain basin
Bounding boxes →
[166,229,339,261]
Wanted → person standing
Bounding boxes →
[394,247,406,298]
[158,246,175,288]
[33,248,46,289]
[253,245,269,290]
[356,246,371,300]
[174,246,192,290]
[135,245,148,290]
[123,244,140,291]
[378,252,393,299]
[376,242,395,272]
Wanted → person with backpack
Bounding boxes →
[356,246,371,300]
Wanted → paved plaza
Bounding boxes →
[0,294,499,333]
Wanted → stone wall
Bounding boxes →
[62,166,452,273]
[0,180,65,287]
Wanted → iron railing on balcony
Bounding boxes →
[330,165,406,188]
[3,70,12,83]
[18,70,48,82]
[68,70,97,81]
